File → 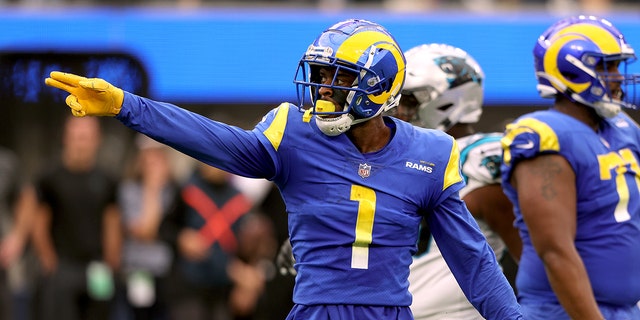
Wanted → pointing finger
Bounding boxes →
[45,77,78,94]
[48,71,87,86]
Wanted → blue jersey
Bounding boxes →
[117,93,521,319]
[501,109,640,307]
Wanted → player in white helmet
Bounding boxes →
[392,43,522,319]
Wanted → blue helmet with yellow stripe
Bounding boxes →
[533,15,639,118]
[294,19,406,136]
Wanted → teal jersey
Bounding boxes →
[118,94,522,319]
[501,109,640,307]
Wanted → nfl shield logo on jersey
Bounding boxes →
[358,163,371,178]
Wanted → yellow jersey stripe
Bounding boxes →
[443,139,463,191]
[502,118,560,165]
[262,103,290,151]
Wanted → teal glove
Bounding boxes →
[45,71,124,117]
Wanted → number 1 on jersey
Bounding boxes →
[350,185,376,269]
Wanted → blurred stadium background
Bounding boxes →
[0,0,639,178]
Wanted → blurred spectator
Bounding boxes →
[380,0,621,13]
[254,183,294,320]
[228,212,276,320]
[546,0,613,13]
[0,146,20,320]
[0,146,37,320]
[2,0,636,14]
[160,162,275,320]
[31,116,122,320]
[112,134,178,320]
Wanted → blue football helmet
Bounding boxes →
[402,43,484,131]
[294,19,406,136]
[534,15,639,118]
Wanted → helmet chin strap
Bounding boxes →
[316,92,401,137]
[315,77,358,137]
[316,113,354,136]
[313,99,352,136]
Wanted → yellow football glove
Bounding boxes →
[44,71,124,117]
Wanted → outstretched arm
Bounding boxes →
[45,71,276,180]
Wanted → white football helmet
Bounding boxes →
[401,43,484,131]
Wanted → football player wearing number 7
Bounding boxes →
[45,19,522,320]
[501,15,640,320]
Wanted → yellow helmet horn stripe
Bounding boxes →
[544,34,590,94]
[334,31,405,105]
[552,23,622,55]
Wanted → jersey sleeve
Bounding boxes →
[428,193,523,319]
[500,117,561,182]
[117,92,277,179]
[459,134,503,198]
[432,137,466,207]
[445,139,464,190]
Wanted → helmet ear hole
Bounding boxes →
[379,78,391,93]
[437,103,454,112]
[563,71,580,82]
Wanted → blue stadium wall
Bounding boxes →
[1,8,639,106]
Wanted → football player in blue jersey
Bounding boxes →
[44,19,522,319]
[275,42,523,319]
[392,43,522,319]
[501,15,640,320]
